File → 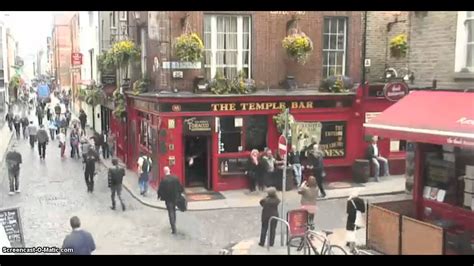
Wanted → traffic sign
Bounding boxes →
[278,134,288,158]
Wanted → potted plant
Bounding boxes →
[282,31,313,65]
[389,34,408,58]
[112,89,126,119]
[84,83,103,108]
[110,40,140,81]
[273,108,295,133]
[174,32,204,62]
[132,78,150,95]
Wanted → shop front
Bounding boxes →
[364,90,474,255]
[124,85,403,192]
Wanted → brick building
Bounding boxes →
[408,11,474,90]
[52,13,73,91]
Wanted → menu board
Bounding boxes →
[291,121,346,158]
[0,208,24,247]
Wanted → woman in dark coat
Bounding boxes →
[246,149,262,192]
[258,187,281,247]
[346,192,366,248]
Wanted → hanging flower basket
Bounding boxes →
[272,108,296,133]
[389,34,408,58]
[110,40,140,80]
[112,89,126,119]
[282,32,313,65]
[174,33,204,62]
[84,84,104,108]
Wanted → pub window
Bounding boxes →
[390,139,407,152]
[139,114,152,151]
[204,15,251,80]
[245,115,267,151]
[322,17,347,78]
[219,116,242,153]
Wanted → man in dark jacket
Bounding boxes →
[5,144,22,196]
[13,115,21,140]
[258,187,280,247]
[5,111,13,131]
[61,216,95,255]
[36,105,44,126]
[79,109,87,132]
[158,166,184,234]
[366,136,389,182]
[37,125,49,160]
[307,144,326,198]
[83,149,99,193]
[108,159,126,211]
[20,115,29,139]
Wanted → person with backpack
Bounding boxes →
[83,149,99,193]
[108,158,126,211]
[5,144,22,195]
[137,153,152,196]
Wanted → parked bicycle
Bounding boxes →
[292,229,347,255]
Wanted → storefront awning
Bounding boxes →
[364,91,474,148]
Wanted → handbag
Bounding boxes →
[177,194,187,212]
[351,200,365,228]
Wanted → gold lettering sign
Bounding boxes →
[184,117,212,134]
[210,101,312,111]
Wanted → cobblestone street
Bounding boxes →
[0,127,408,254]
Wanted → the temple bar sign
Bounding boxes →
[211,101,314,111]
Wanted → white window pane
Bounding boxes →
[225,67,238,79]
[467,44,474,67]
[336,51,344,66]
[467,20,474,42]
[336,66,343,76]
[337,34,345,50]
[230,17,238,32]
[205,51,212,66]
[241,67,249,79]
[323,34,329,49]
[324,19,330,33]
[204,33,211,49]
[243,33,250,50]
[225,51,238,65]
[216,67,224,77]
[323,52,328,65]
[323,66,329,78]
[227,34,238,49]
[329,67,336,76]
[329,52,336,66]
[206,68,212,80]
[217,33,225,49]
[330,34,337,49]
[216,51,224,65]
[204,16,211,32]
[243,17,250,33]
[242,51,249,66]
[217,17,224,31]
[330,19,338,34]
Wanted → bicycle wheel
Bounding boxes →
[324,245,347,255]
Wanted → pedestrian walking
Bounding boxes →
[36,105,44,126]
[80,137,91,160]
[20,115,29,140]
[37,124,49,160]
[258,187,280,247]
[54,103,61,118]
[157,166,184,234]
[5,144,22,196]
[261,148,276,188]
[83,149,99,193]
[101,131,109,159]
[108,158,126,211]
[13,115,21,140]
[70,129,80,159]
[92,132,102,155]
[5,111,13,131]
[46,103,52,121]
[298,176,318,227]
[345,192,366,250]
[48,119,57,140]
[306,144,327,198]
[61,216,96,255]
[26,121,38,149]
[137,153,152,196]
[288,145,303,187]
[107,133,116,158]
[79,109,87,132]
[65,110,71,129]
[246,149,262,192]
[58,129,66,158]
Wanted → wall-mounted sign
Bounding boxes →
[384,82,409,101]
[71,52,83,66]
[101,75,116,85]
[162,61,201,69]
[365,112,381,123]
[291,121,346,158]
[168,119,175,129]
[159,99,353,113]
[183,117,213,135]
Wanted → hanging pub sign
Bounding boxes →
[291,121,346,158]
[71,52,83,66]
[183,117,213,135]
[383,82,409,101]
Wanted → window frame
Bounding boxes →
[204,14,252,79]
[455,11,474,72]
[218,115,267,154]
[322,16,348,78]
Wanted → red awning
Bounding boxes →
[364,91,474,148]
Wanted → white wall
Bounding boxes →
[79,11,102,133]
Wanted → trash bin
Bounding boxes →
[353,159,370,183]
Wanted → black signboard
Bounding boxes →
[158,99,353,113]
[101,75,116,85]
[0,207,25,247]
[183,117,213,135]
[319,121,347,158]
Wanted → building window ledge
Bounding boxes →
[453,72,474,80]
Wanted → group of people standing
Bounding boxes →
[246,142,327,198]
